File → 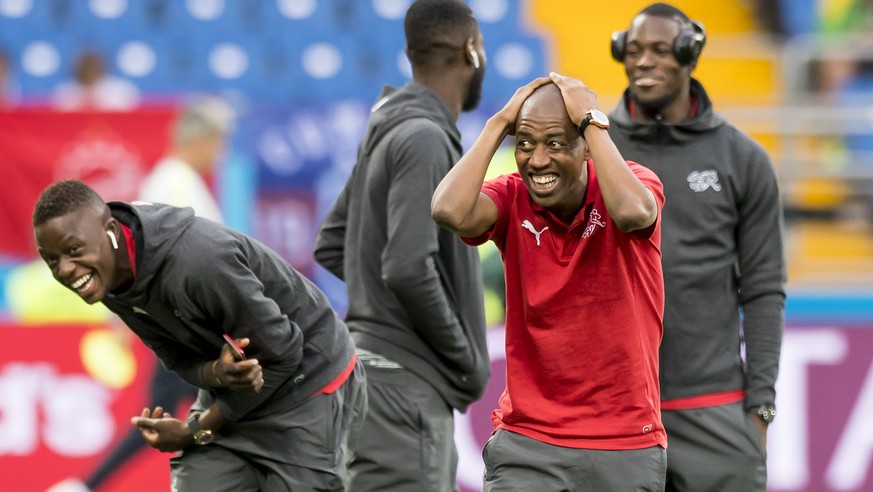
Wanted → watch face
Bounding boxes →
[195,429,214,445]
[589,109,610,128]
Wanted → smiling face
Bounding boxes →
[35,205,124,304]
[514,84,588,222]
[623,14,693,120]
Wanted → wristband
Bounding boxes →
[211,359,223,386]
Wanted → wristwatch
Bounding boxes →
[187,413,214,445]
[578,109,610,135]
[754,404,777,425]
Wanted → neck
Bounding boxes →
[554,175,588,224]
[632,79,695,124]
[412,70,464,121]
[635,96,691,124]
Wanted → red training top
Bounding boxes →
[464,161,667,450]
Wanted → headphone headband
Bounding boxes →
[611,19,707,66]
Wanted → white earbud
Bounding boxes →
[470,49,480,69]
[107,230,119,250]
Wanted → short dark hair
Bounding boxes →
[33,180,106,226]
[638,2,692,28]
[405,0,477,67]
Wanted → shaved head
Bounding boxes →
[519,83,576,136]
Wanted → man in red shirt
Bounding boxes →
[432,73,667,490]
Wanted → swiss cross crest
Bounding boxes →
[687,170,722,192]
[582,208,606,238]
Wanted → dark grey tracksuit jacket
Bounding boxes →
[103,202,355,422]
[314,82,490,412]
[608,79,786,411]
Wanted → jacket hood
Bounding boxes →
[107,201,196,302]
[362,82,461,156]
[609,78,726,145]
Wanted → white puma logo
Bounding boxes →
[522,220,549,246]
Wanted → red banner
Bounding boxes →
[0,109,175,259]
[0,323,186,491]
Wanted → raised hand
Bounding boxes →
[548,72,599,128]
[494,76,552,135]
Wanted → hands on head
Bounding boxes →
[548,72,600,129]
[494,75,551,135]
[495,73,600,135]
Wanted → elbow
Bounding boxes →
[613,203,658,233]
[382,265,422,294]
[313,249,344,280]
[431,207,455,231]
[431,198,463,233]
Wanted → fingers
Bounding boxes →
[220,343,238,363]
[133,406,169,428]
[525,75,552,90]
[221,359,264,393]
[549,71,579,87]
[514,76,552,99]
[546,71,598,126]
[132,416,154,429]
[500,75,554,135]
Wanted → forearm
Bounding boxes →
[741,293,784,408]
[313,234,345,280]
[432,116,507,235]
[584,129,657,232]
[386,267,472,371]
[199,359,223,389]
[314,203,348,280]
[147,342,214,391]
[191,402,226,434]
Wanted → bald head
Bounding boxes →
[522,83,563,112]
[517,83,578,137]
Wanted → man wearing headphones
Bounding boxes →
[607,4,786,491]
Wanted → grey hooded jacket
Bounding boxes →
[103,202,355,421]
[315,82,489,411]
[608,79,786,411]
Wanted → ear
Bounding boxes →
[104,219,120,244]
[104,217,118,234]
[582,140,592,161]
[465,38,480,69]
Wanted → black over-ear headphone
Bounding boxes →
[611,20,706,66]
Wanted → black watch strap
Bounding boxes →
[578,114,593,135]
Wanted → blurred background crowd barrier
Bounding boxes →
[0,1,872,491]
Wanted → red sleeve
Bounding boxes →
[460,173,516,248]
